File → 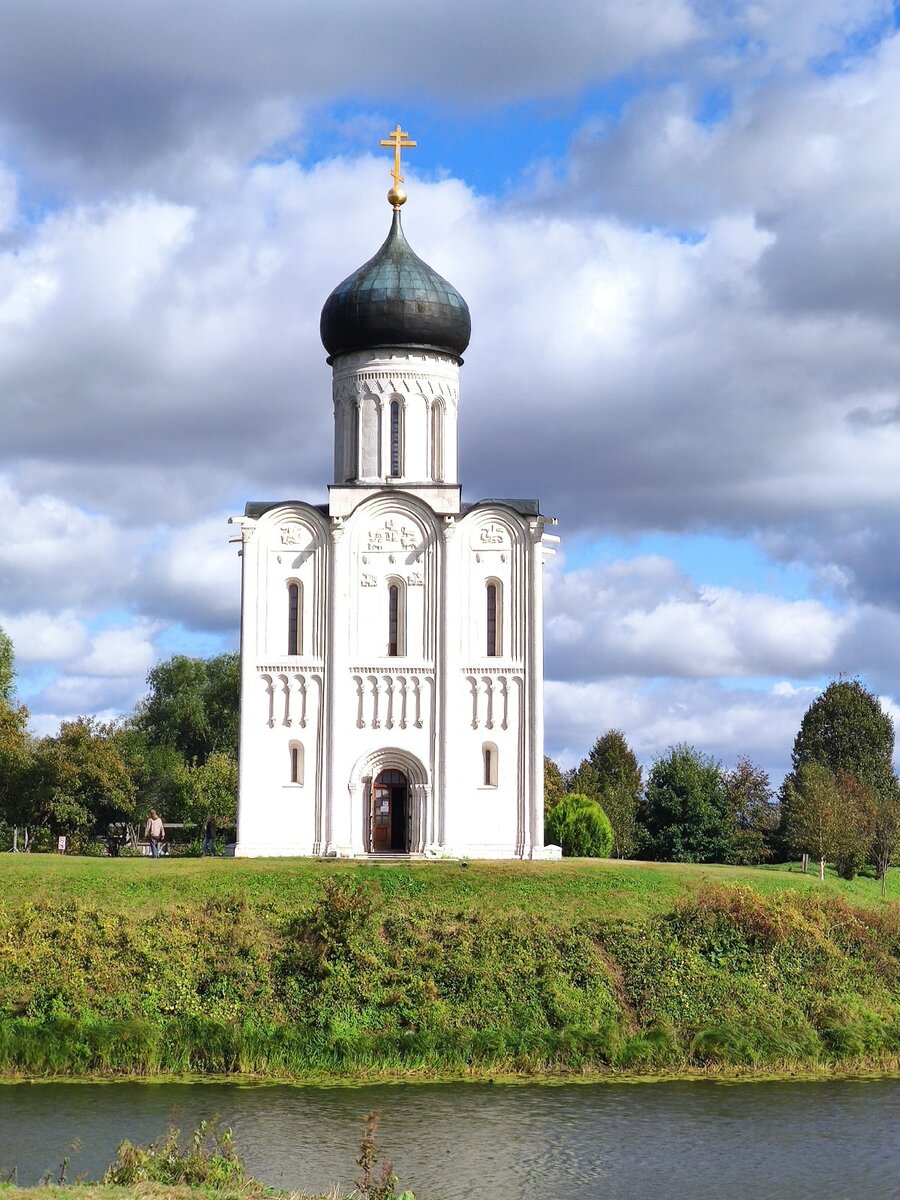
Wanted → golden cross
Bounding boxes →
[380,124,417,189]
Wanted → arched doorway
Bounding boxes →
[371,768,409,853]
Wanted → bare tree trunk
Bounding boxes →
[819,856,825,881]
[882,869,887,900]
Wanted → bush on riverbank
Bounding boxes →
[1,866,899,1078]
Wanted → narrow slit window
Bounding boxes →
[388,584,399,656]
[290,744,304,785]
[345,401,359,481]
[486,582,498,657]
[389,400,401,477]
[431,403,443,481]
[287,582,301,655]
[483,744,498,787]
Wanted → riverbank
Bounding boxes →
[1,858,899,1079]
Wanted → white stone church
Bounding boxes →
[230,130,560,858]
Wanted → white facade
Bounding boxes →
[231,282,559,859]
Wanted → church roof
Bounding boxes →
[244,498,541,519]
[319,210,471,362]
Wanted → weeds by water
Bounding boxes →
[102,1119,252,1190]
[2,878,900,1079]
[1,1116,416,1200]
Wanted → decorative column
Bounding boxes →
[323,515,351,855]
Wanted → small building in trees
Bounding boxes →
[230,128,560,858]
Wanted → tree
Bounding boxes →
[566,758,599,800]
[30,719,137,848]
[184,751,238,828]
[545,793,613,858]
[0,699,35,848]
[870,777,900,898]
[782,762,845,880]
[789,678,895,795]
[724,757,779,865]
[641,745,732,863]
[783,679,898,881]
[0,625,14,704]
[543,756,566,812]
[121,730,193,824]
[588,730,642,858]
[135,653,239,765]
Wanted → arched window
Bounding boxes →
[289,743,304,786]
[389,400,402,477]
[287,581,302,656]
[486,580,501,657]
[345,400,359,482]
[431,402,443,482]
[482,743,498,787]
[387,580,406,656]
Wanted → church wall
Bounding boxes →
[437,506,536,857]
[234,504,329,856]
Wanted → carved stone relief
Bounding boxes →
[279,523,308,547]
[367,518,420,551]
[479,523,506,545]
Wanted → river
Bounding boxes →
[1,1078,898,1198]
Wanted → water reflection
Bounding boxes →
[1,1078,898,1198]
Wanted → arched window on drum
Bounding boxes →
[287,581,303,656]
[485,579,502,658]
[387,578,406,657]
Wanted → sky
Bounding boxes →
[1,0,899,785]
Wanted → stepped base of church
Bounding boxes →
[233,843,562,861]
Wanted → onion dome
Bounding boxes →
[320,210,471,361]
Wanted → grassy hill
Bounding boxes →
[1,856,898,1079]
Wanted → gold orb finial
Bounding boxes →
[380,124,416,208]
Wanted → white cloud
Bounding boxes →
[544,676,819,783]
[72,622,160,678]
[0,4,897,778]
[545,555,844,680]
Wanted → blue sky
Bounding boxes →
[1,0,899,785]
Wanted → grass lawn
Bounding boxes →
[1,853,896,923]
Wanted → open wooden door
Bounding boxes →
[371,768,409,853]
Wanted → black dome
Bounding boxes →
[320,211,471,361]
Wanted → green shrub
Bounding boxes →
[102,1120,255,1189]
[545,793,613,857]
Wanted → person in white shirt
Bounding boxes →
[145,810,166,858]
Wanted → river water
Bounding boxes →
[1,1078,898,1198]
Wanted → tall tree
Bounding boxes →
[0,625,14,704]
[782,762,846,880]
[33,719,137,846]
[135,653,239,765]
[184,751,239,828]
[724,757,779,865]
[543,756,566,812]
[784,678,898,879]
[588,729,642,858]
[0,699,34,847]
[789,678,895,794]
[642,744,732,863]
[870,777,900,898]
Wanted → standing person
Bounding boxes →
[201,814,216,857]
[145,809,165,858]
